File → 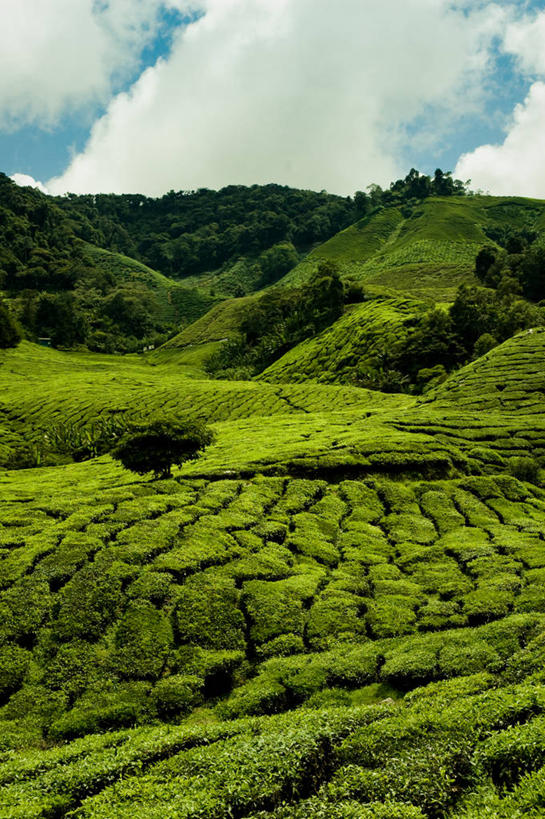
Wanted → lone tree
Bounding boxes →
[112,419,214,479]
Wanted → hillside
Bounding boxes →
[160,294,259,348]
[83,245,217,328]
[1,331,545,815]
[0,176,357,352]
[55,184,356,283]
[154,192,545,370]
[259,296,427,386]
[280,195,545,302]
[420,327,545,413]
[2,173,545,817]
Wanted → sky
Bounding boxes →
[2,0,545,198]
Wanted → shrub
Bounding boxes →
[381,647,437,689]
[174,575,246,651]
[52,566,123,641]
[45,641,99,701]
[110,600,173,681]
[257,634,306,660]
[112,419,214,479]
[152,675,203,719]
[473,332,498,358]
[48,681,152,740]
[243,580,307,646]
[479,713,545,789]
[0,645,31,702]
[0,300,22,348]
[330,734,475,816]
[0,578,52,643]
[508,456,540,485]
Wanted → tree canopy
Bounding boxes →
[112,419,214,479]
[0,300,22,348]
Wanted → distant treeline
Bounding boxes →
[55,170,469,279]
[54,184,357,279]
[353,167,468,217]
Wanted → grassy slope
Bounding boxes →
[259,295,427,385]
[420,326,545,413]
[85,245,218,327]
[1,458,545,815]
[0,342,410,468]
[158,193,545,367]
[4,198,545,817]
[280,195,545,302]
[161,294,259,349]
[0,334,545,815]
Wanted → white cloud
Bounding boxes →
[504,9,545,75]
[47,0,506,196]
[10,173,49,194]
[0,0,187,130]
[455,81,545,197]
[454,8,545,197]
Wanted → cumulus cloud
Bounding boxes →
[0,0,188,130]
[10,173,49,194]
[455,8,545,196]
[455,81,545,197]
[503,9,545,75]
[47,0,505,196]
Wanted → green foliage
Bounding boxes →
[259,242,299,285]
[173,574,246,650]
[57,183,356,279]
[52,565,124,642]
[207,262,345,378]
[475,234,545,302]
[110,600,173,680]
[508,456,541,485]
[151,675,203,719]
[112,419,214,478]
[4,184,545,816]
[0,645,30,702]
[0,299,22,348]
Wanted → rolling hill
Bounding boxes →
[259,295,427,386]
[280,195,545,302]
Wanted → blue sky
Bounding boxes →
[0,6,192,181]
[3,1,545,197]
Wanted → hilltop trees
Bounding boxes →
[258,242,299,286]
[55,184,357,279]
[520,245,545,302]
[112,419,214,479]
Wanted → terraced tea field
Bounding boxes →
[1,461,545,816]
[280,195,545,302]
[1,326,545,817]
[259,296,427,385]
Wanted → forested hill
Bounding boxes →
[2,167,545,363]
[0,174,359,351]
[54,184,357,280]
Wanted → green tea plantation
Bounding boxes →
[0,318,545,818]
